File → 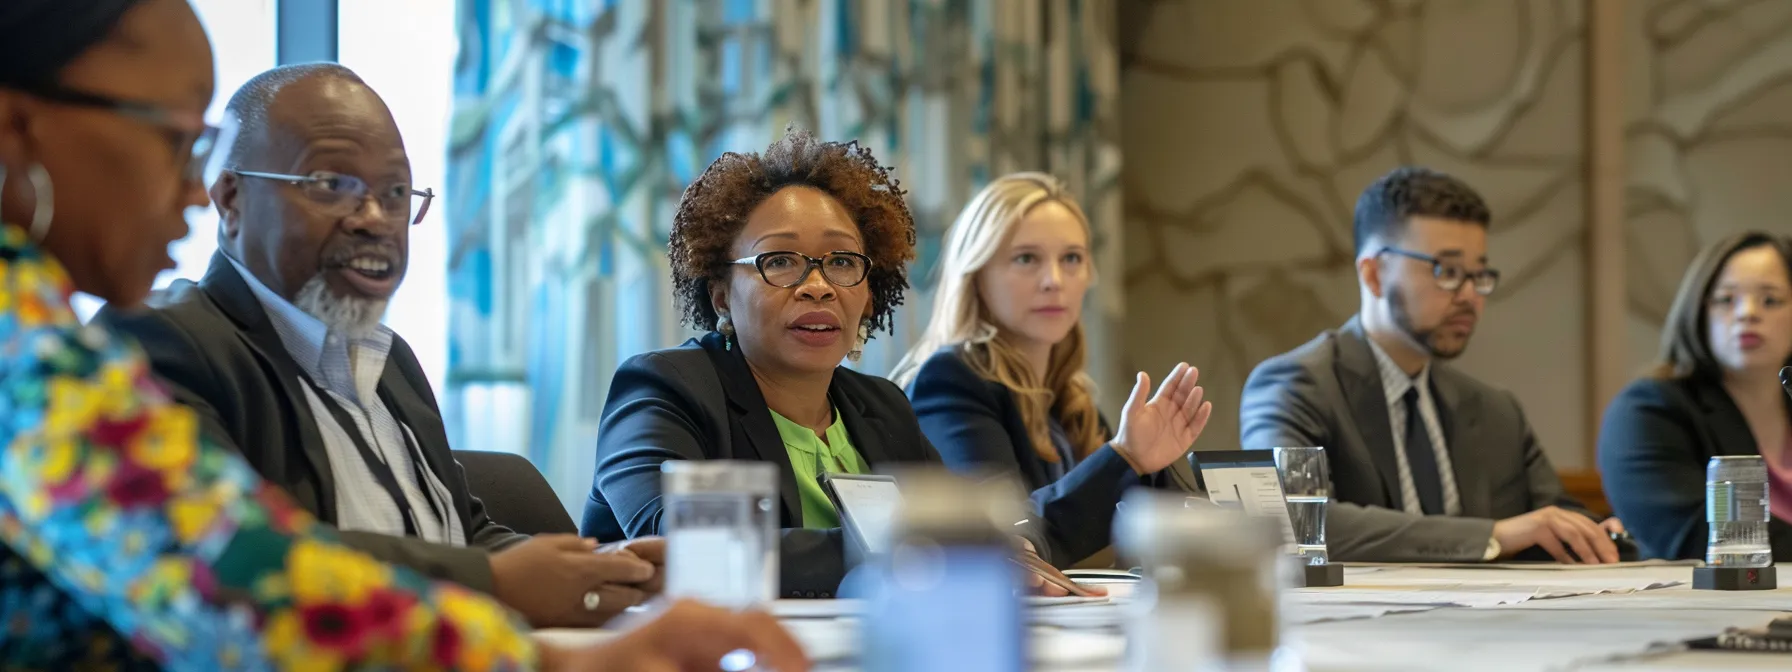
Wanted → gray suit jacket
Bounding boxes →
[94,254,527,593]
[1239,317,1578,562]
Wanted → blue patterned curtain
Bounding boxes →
[448,0,1121,509]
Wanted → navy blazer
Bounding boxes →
[1598,375,1792,561]
[905,347,1207,565]
[582,332,1057,598]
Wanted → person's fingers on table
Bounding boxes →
[572,550,658,585]
[1552,521,1597,565]
[600,584,648,611]
[621,537,667,566]
[1532,530,1575,565]
[563,584,649,628]
[539,533,600,552]
[1586,524,1621,564]
[1557,511,1618,564]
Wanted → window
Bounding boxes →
[72,0,277,320]
[339,0,459,399]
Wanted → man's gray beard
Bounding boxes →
[294,275,387,339]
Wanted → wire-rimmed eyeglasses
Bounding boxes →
[231,170,435,226]
[1378,246,1501,296]
[729,251,872,288]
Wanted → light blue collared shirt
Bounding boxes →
[228,257,464,545]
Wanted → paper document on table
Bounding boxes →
[770,599,862,619]
[1283,602,1444,624]
[1291,576,1685,609]
[1201,464,1298,547]
[1341,559,1701,571]
[1290,585,1544,608]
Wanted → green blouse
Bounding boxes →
[770,408,870,528]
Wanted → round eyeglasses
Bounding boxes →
[231,170,435,226]
[730,251,872,288]
[1378,246,1500,296]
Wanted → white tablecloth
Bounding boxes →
[537,563,1792,671]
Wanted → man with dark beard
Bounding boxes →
[96,63,666,628]
[1240,166,1623,564]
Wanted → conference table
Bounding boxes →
[537,562,1792,671]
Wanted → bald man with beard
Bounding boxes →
[95,63,663,629]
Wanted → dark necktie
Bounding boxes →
[1403,387,1445,515]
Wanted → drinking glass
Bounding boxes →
[661,461,779,608]
[1273,446,1330,566]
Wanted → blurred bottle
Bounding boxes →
[860,469,1028,672]
[1707,455,1772,568]
[1117,490,1302,672]
[661,461,779,608]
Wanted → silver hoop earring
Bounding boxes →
[26,164,53,243]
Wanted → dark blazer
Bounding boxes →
[582,332,1058,598]
[1239,317,1582,562]
[1598,375,1792,561]
[93,253,527,593]
[904,346,1206,564]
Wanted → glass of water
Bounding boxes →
[1707,455,1772,568]
[662,461,779,607]
[1273,446,1331,566]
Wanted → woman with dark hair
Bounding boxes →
[583,130,1208,593]
[1599,231,1792,561]
[0,1,805,669]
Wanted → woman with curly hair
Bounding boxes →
[892,173,1212,567]
[580,130,1171,595]
[0,1,806,670]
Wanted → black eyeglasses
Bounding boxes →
[730,251,872,288]
[231,170,436,226]
[19,84,219,183]
[1378,246,1501,296]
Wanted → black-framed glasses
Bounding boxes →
[231,170,436,226]
[19,84,218,183]
[1378,246,1501,296]
[730,251,872,288]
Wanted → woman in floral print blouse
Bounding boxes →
[0,1,807,670]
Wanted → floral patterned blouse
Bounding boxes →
[0,226,539,671]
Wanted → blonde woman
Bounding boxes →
[892,173,1212,566]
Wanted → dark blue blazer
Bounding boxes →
[1597,375,1792,561]
[581,332,1059,598]
[904,347,1206,565]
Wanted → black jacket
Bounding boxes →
[94,253,527,593]
[1597,375,1792,561]
[581,332,1063,597]
[904,346,1206,564]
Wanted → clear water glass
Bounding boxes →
[1706,455,1772,568]
[662,461,779,607]
[1274,446,1331,566]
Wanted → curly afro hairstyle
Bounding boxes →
[669,128,918,337]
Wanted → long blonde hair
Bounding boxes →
[891,173,1103,463]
